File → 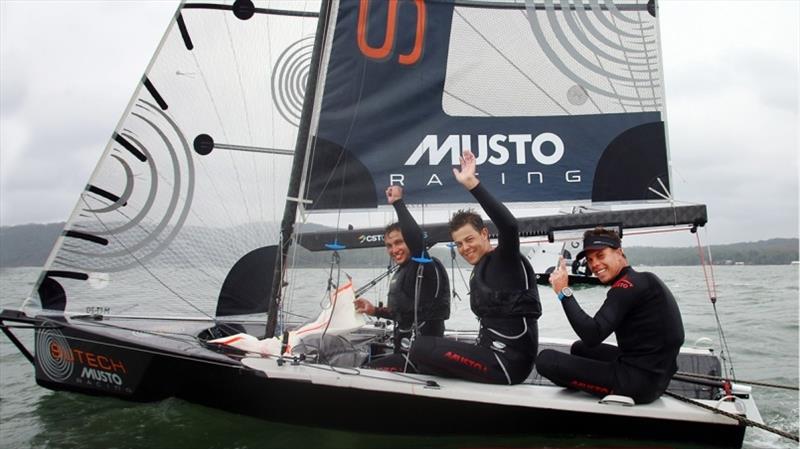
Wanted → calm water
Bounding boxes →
[1,265,797,449]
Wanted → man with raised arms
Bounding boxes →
[536,227,684,403]
[406,150,541,384]
[355,186,450,370]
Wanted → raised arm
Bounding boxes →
[387,186,425,256]
[453,150,519,253]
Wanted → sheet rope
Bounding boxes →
[664,391,798,443]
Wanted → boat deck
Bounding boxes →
[0,310,761,447]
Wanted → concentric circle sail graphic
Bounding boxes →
[36,329,74,382]
[59,99,195,273]
[271,36,315,126]
[524,0,662,110]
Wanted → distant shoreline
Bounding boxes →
[1,222,797,268]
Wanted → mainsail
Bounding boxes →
[306,0,670,211]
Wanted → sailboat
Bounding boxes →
[0,0,769,447]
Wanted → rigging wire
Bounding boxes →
[84,199,216,321]
[456,8,569,114]
[315,248,345,365]
[664,391,799,443]
[115,119,243,255]
[449,245,472,296]
[675,371,798,391]
[77,195,224,285]
[297,358,433,387]
[278,0,337,334]
[447,243,465,303]
[281,224,318,332]
[59,317,206,345]
[403,263,427,373]
[354,263,399,298]
[299,0,369,223]
[281,0,379,360]
[694,229,736,381]
[299,54,368,234]
[77,199,250,338]
[404,199,433,371]
[220,12,255,226]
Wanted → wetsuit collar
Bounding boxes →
[609,266,632,285]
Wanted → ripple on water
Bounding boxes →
[0,266,796,449]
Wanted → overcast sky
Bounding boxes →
[1,0,797,246]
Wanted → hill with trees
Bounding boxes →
[0,222,796,268]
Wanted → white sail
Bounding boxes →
[210,280,366,355]
[26,1,323,319]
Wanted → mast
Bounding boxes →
[266,0,332,338]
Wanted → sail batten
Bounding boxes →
[182,2,320,18]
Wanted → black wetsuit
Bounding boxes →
[536,266,685,403]
[367,200,450,371]
[407,184,541,384]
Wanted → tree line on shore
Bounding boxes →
[0,222,797,268]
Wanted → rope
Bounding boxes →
[404,263,426,373]
[316,250,345,364]
[448,244,471,296]
[695,231,736,380]
[664,391,799,443]
[694,232,717,301]
[299,358,432,386]
[676,371,799,391]
[354,264,399,298]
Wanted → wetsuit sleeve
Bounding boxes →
[393,200,438,315]
[561,286,640,347]
[393,199,425,257]
[468,183,519,255]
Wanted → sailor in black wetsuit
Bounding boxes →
[537,227,685,404]
[407,150,541,385]
[354,186,450,371]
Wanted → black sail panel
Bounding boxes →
[310,0,670,210]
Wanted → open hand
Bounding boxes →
[452,150,479,190]
[353,298,376,315]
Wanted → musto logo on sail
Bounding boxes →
[396,133,581,187]
[36,329,129,392]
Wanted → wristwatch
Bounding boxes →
[557,287,574,302]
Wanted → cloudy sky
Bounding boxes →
[1,0,797,246]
